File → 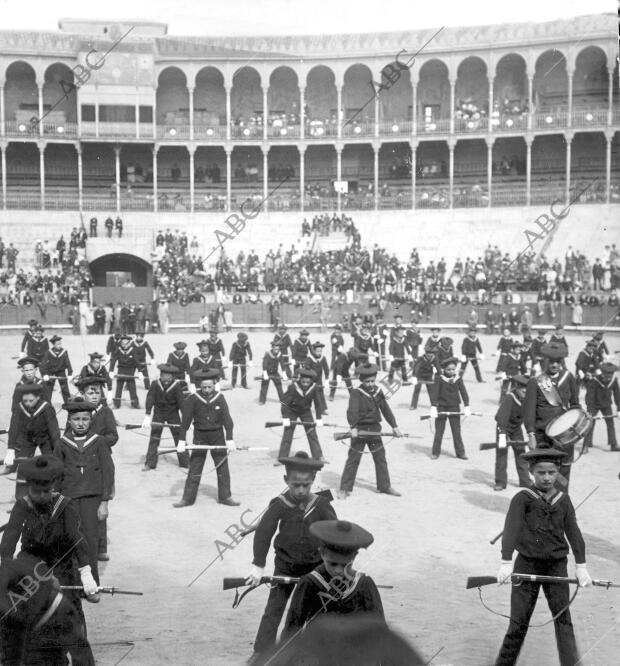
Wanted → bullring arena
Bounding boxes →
[0,5,619,666]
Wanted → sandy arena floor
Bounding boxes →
[1,329,619,666]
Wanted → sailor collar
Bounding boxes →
[194,390,221,404]
[20,400,48,418]
[357,386,382,399]
[50,349,66,358]
[158,379,178,392]
[294,382,315,396]
[60,433,99,450]
[173,350,187,358]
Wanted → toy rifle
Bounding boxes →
[333,430,410,441]
[265,420,341,428]
[239,489,334,537]
[466,575,620,589]
[420,411,483,420]
[479,440,528,451]
[223,575,393,608]
[253,375,292,381]
[60,586,143,596]
[593,414,619,420]
[0,430,9,437]
[157,445,268,456]
[124,422,180,430]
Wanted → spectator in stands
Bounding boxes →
[592,259,605,290]
[105,217,114,238]
[7,244,18,270]
[115,216,123,238]
[89,217,98,238]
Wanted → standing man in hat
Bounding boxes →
[338,364,402,498]
[11,356,51,412]
[19,319,39,356]
[304,342,330,416]
[583,362,619,451]
[372,314,389,371]
[550,324,569,355]
[109,334,140,408]
[0,453,99,623]
[352,324,376,366]
[434,336,455,370]
[207,328,226,380]
[495,328,515,372]
[279,368,324,462]
[424,327,442,355]
[191,339,220,386]
[574,340,599,391]
[329,348,358,401]
[497,340,526,402]
[493,375,531,491]
[430,357,470,460]
[530,329,547,372]
[291,329,312,376]
[282,519,384,641]
[494,448,591,666]
[143,364,190,470]
[173,369,239,507]
[523,342,579,485]
[167,341,191,390]
[410,349,437,410]
[7,384,61,499]
[387,326,411,382]
[25,325,49,365]
[132,331,155,390]
[54,397,115,600]
[230,332,253,389]
[246,451,336,664]
[590,330,609,363]
[330,324,345,369]
[461,327,485,383]
[40,335,73,404]
[106,329,122,362]
[78,352,112,392]
[259,339,285,404]
[274,324,293,379]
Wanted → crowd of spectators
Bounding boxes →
[301,214,359,239]
[0,227,93,310]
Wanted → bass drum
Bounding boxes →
[545,408,593,447]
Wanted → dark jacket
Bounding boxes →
[179,391,233,439]
[281,382,321,418]
[523,371,579,433]
[430,375,469,412]
[346,386,397,429]
[40,349,73,377]
[145,380,185,421]
[167,351,191,379]
[8,400,60,450]
[132,340,154,365]
[495,392,524,435]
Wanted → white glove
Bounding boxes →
[315,419,324,428]
[247,359,253,367]
[4,450,15,466]
[464,406,471,417]
[575,563,592,587]
[577,370,584,379]
[109,370,116,379]
[387,354,394,362]
[498,433,507,449]
[215,382,221,391]
[430,406,438,419]
[43,374,50,381]
[460,355,466,363]
[262,371,269,380]
[500,372,507,380]
[492,351,498,357]
[378,337,384,344]
[226,439,237,451]
[479,353,485,361]
[331,337,338,345]
[19,351,26,359]
[245,565,264,588]
[411,377,418,386]
[177,440,186,453]
[497,560,513,585]
[222,360,229,368]
[527,433,537,450]
[337,346,343,353]
[147,358,154,365]
[407,355,413,362]
[189,384,196,394]
[79,566,98,596]
[594,368,601,376]
[335,374,342,384]
[281,418,291,427]
[142,415,151,429]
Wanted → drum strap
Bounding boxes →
[536,375,564,408]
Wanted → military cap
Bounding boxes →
[78,376,107,388]
[196,339,210,347]
[157,364,179,374]
[88,352,105,360]
[430,327,441,332]
[348,348,363,360]
[521,448,568,465]
[310,520,374,560]
[333,324,343,330]
[510,374,530,387]
[298,368,317,380]
[19,455,64,486]
[510,339,524,348]
[357,364,379,378]
[523,334,533,342]
[173,342,187,350]
[35,325,45,332]
[541,343,568,359]
[119,334,132,342]
[17,356,39,368]
[278,323,288,330]
[270,338,281,347]
[50,335,62,344]
[440,336,453,345]
[585,339,597,348]
[393,325,404,332]
[209,328,219,335]
[594,331,604,339]
[299,328,310,336]
[440,357,459,368]
[278,451,324,472]
[237,332,248,340]
[393,314,403,319]
[27,319,39,327]
[600,362,618,374]
[468,325,478,332]
[16,383,43,395]
[194,369,220,382]
[63,396,97,413]
[311,341,325,348]
[554,324,564,331]
[135,330,145,337]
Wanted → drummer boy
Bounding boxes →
[495,448,591,666]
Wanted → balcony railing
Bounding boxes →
[454,116,489,133]
[572,108,608,127]
[194,125,227,139]
[534,111,569,130]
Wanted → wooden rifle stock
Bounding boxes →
[466,574,620,590]
[479,440,527,451]
[223,575,299,590]
[124,422,180,430]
